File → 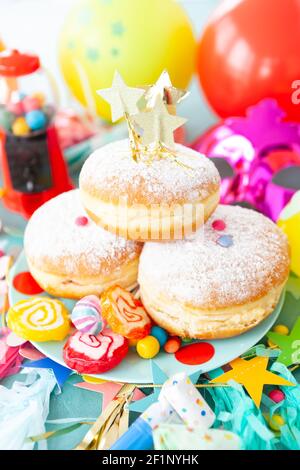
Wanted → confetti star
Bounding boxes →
[144,70,189,108]
[133,97,186,148]
[211,356,294,407]
[268,317,300,367]
[97,71,144,122]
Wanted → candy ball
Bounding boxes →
[136,335,160,359]
[71,295,105,334]
[150,326,168,347]
[0,108,14,131]
[32,92,46,106]
[12,117,30,136]
[269,414,285,432]
[268,389,285,403]
[273,324,289,335]
[164,337,181,353]
[7,100,24,116]
[25,109,47,131]
[23,96,41,113]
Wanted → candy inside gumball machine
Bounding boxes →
[0,49,73,219]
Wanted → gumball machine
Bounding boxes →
[0,49,73,219]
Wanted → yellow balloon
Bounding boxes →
[278,191,300,277]
[59,0,196,121]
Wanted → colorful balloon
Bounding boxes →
[59,0,195,121]
[196,0,300,121]
[278,191,300,277]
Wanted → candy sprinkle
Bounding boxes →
[217,234,233,248]
[212,219,226,231]
[75,216,89,226]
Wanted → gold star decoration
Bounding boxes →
[144,70,189,109]
[211,357,294,407]
[97,71,144,122]
[133,97,186,148]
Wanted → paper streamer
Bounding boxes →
[0,368,56,450]
[153,424,242,450]
[161,372,215,429]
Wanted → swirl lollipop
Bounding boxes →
[7,297,70,341]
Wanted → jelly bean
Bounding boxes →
[267,338,277,348]
[136,335,160,359]
[0,108,14,131]
[150,325,168,347]
[71,295,105,334]
[101,285,151,340]
[182,337,193,343]
[25,109,47,131]
[269,414,285,432]
[164,336,181,353]
[23,96,41,113]
[7,100,24,116]
[268,389,285,403]
[273,324,289,335]
[12,117,30,136]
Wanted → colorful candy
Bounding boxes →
[268,414,285,432]
[136,335,160,359]
[63,329,128,373]
[164,337,181,353]
[101,286,151,340]
[273,324,289,335]
[7,100,24,116]
[25,109,47,131]
[12,117,30,136]
[268,389,285,403]
[150,326,168,347]
[7,297,70,342]
[23,96,41,113]
[71,295,105,334]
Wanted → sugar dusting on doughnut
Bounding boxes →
[79,139,221,205]
[24,189,141,277]
[139,205,290,308]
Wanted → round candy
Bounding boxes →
[63,329,128,373]
[7,100,24,116]
[32,92,46,106]
[136,336,160,359]
[12,117,30,136]
[25,109,47,131]
[273,324,289,335]
[269,414,285,432]
[101,286,151,340]
[0,108,14,131]
[71,294,105,334]
[164,337,181,354]
[268,389,285,403]
[23,96,41,113]
[150,326,168,347]
[7,297,70,342]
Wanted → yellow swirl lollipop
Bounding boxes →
[7,297,70,342]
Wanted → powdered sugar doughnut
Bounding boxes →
[139,205,290,339]
[24,190,142,299]
[79,139,220,241]
[63,329,128,373]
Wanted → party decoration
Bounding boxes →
[19,343,46,361]
[63,329,128,374]
[59,0,195,120]
[100,286,151,340]
[71,295,105,334]
[144,70,188,110]
[7,297,70,342]
[24,358,71,388]
[0,368,56,450]
[278,191,300,276]
[193,99,300,221]
[196,0,300,122]
[267,317,300,367]
[75,381,145,411]
[0,327,23,380]
[0,49,73,219]
[211,357,294,407]
[154,424,242,450]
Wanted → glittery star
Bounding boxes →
[133,97,186,148]
[144,70,189,108]
[97,71,144,122]
[211,356,294,407]
[112,21,125,36]
[268,317,300,367]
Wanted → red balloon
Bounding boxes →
[196,0,300,121]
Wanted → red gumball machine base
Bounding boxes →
[0,124,73,219]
